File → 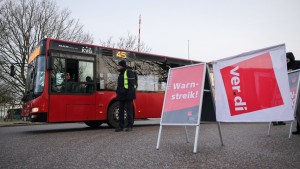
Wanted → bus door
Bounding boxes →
[48,56,96,122]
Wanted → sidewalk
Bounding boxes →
[0,118,160,127]
[0,119,32,127]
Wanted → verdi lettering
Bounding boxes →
[220,52,284,117]
[230,66,247,111]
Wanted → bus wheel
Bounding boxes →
[107,101,127,128]
[84,121,103,128]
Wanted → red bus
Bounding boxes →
[22,38,198,128]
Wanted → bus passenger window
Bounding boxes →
[85,76,94,93]
[56,73,64,85]
[51,57,66,93]
[78,61,93,82]
[55,73,65,92]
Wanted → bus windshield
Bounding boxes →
[24,55,46,100]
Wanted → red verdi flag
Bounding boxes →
[213,44,293,122]
[220,52,283,116]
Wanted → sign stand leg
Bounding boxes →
[184,126,189,143]
[193,125,200,153]
[289,121,293,139]
[156,125,163,150]
[267,122,272,136]
[217,122,224,146]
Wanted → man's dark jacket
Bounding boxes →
[116,68,136,101]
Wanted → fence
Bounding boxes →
[0,104,22,120]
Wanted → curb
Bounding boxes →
[0,122,45,127]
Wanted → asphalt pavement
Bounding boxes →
[0,119,299,169]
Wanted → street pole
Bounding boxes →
[138,15,141,52]
[188,40,190,60]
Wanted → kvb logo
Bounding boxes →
[220,52,284,116]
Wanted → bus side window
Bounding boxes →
[51,57,66,93]
[56,73,64,85]
[85,76,94,93]
[79,60,94,93]
[133,60,167,92]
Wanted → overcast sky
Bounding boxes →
[56,0,300,62]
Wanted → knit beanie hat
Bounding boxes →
[118,60,127,67]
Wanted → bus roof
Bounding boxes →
[46,38,202,64]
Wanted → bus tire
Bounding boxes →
[84,121,103,128]
[107,101,127,128]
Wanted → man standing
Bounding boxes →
[115,60,136,132]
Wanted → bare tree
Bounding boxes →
[0,0,93,103]
[100,32,151,52]
[0,62,13,105]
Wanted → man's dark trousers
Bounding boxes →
[118,100,133,129]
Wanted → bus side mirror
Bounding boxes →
[10,64,15,77]
[47,55,53,70]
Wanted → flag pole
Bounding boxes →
[138,15,141,52]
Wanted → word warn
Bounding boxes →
[173,82,197,89]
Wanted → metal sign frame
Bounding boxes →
[156,63,223,153]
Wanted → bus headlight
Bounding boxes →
[32,107,39,113]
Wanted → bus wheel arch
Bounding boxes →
[107,100,135,128]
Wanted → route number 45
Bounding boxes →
[116,51,127,59]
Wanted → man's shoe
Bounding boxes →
[115,128,123,132]
[292,131,300,135]
[125,127,132,132]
